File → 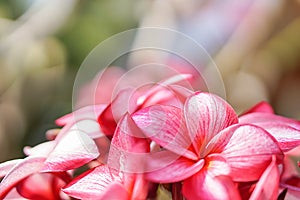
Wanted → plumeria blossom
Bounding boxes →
[132,92,284,199]
[2,70,300,199]
[54,74,193,165]
[63,114,150,199]
[0,130,99,199]
[97,73,194,136]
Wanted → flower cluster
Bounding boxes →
[1,70,300,200]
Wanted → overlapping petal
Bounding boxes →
[16,172,70,200]
[0,159,22,178]
[42,130,99,172]
[254,123,300,152]
[182,171,241,200]
[146,156,204,183]
[23,141,56,157]
[108,114,149,173]
[249,156,279,200]
[63,165,125,199]
[206,124,283,181]
[0,157,46,199]
[184,92,238,155]
[132,105,197,160]
[55,104,106,126]
[239,113,300,130]
[129,74,193,113]
[98,88,133,135]
[241,101,274,115]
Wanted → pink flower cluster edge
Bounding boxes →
[1,71,300,200]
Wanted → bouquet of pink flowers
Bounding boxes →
[1,66,300,200]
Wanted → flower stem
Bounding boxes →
[172,182,183,200]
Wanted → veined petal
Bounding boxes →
[132,105,197,160]
[0,159,22,178]
[4,188,28,200]
[239,113,300,130]
[184,92,238,155]
[129,74,193,113]
[42,130,99,172]
[146,155,204,183]
[68,119,104,139]
[131,174,149,200]
[182,171,241,200]
[98,88,133,135]
[208,124,283,181]
[23,141,56,157]
[134,74,192,107]
[167,85,194,103]
[108,114,149,173]
[63,165,126,199]
[16,172,70,200]
[205,154,231,177]
[250,156,279,200]
[241,101,274,115]
[55,104,106,126]
[255,123,300,152]
[0,157,46,199]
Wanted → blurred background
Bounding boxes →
[0,0,300,162]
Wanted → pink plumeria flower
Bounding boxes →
[97,73,194,136]
[63,114,150,200]
[0,130,99,199]
[55,74,193,166]
[131,92,283,200]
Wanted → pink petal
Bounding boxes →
[146,154,204,183]
[0,159,22,178]
[42,130,99,172]
[63,165,126,199]
[207,124,283,182]
[55,106,107,140]
[280,146,300,194]
[23,141,56,157]
[68,119,104,139]
[93,136,111,164]
[55,104,106,126]
[56,119,105,141]
[129,74,193,113]
[98,88,133,135]
[182,171,241,200]
[167,85,194,102]
[281,145,300,181]
[4,188,28,199]
[139,85,184,109]
[132,105,197,160]
[250,156,279,200]
[135,74,192,106]
[239,113,300,130]
[96,183,129,200]
[16,173,69,200]
[131,174,149,200]
[255,123,300,152]
[184,92,238,155]
[241,101,274,115]
[0,157,46,199]
[45,129,60,140]
[205,154,231,177]
[108,114,150,173]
